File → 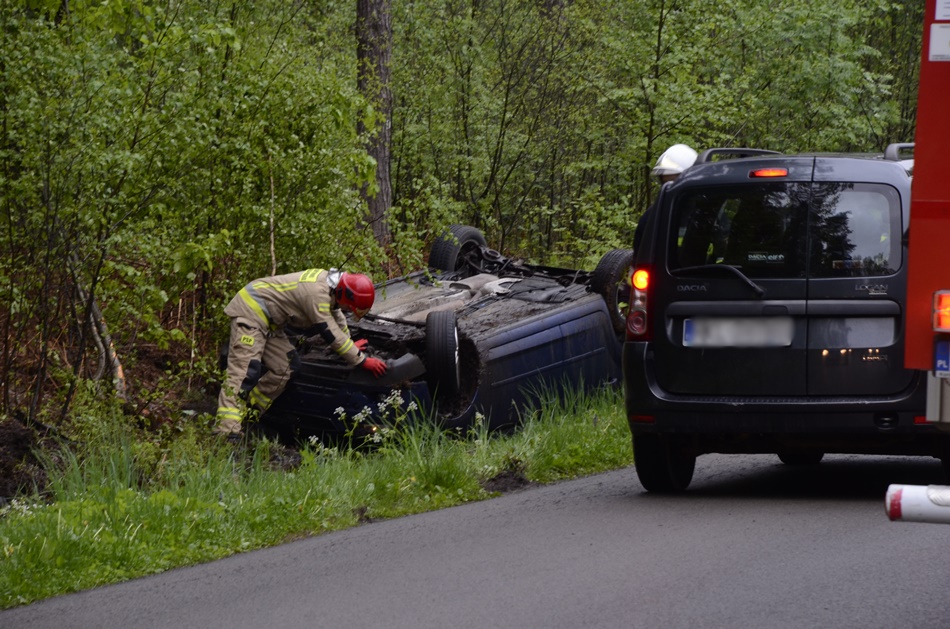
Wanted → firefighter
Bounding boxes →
[214,268,387,436]
[633,143,698,252]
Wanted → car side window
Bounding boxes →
[810,183,901,278]
[670,183,808,279]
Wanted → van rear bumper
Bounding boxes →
[622,342,936,453]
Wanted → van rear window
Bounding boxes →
[670,182,901,279]
[810,183,901,277]
[670,183,808,279]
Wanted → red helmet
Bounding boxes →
[335,272,375,317]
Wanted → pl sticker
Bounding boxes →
[936,340,950,377]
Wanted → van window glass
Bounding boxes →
[669,183,808,279]
[810,183,901,277]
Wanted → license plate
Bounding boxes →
[683,317,794,348]
[936,340,950,377]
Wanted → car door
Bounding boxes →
[805,173,914,396]
[652,175,811,397]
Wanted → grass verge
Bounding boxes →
[0,386,631,609]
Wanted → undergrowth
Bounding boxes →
[0,386,631,609]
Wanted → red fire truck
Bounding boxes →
[884,0,950,523]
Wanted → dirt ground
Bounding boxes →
[0,417,49,500]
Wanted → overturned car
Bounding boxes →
[260,225,632,439]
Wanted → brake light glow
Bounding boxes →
[749,168,788,178]
[934,291,950,332]
[630,414,655,424]
[632,269,650,290]
[626,266,652,341]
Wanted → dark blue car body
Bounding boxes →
[261,234,630,439]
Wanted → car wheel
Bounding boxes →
[633,434,696,493]
[425,310,461,397]
[591,248,634,335]
[777,451,824,465]
[428,225,488,274]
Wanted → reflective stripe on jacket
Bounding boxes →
[224,269,364,366]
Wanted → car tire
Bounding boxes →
[777,451,824,466]
[591,248,634,335]
[425,310,461,397]
[429,225,488,274]
[633,434,696,493]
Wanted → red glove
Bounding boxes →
[361,357,387,378]
[354,338,369,351]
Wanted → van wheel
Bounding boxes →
[777,451,824,465]
[633,434,696,493]
[429,225,488,274]
[591,248,634,335]
[425,310,461,397]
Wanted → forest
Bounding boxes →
[0,0,924,429]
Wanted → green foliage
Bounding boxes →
[0,0,922,426]
[388,176,464,273]
[0,0,923,606]
[0,387,631,608]
[390,0,918,264]
[0,0,387,423]
[0,9,925,605]
[517,387,633,481]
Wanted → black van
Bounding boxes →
[623,145,946,492]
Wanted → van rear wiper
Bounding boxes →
[674,264,766,298]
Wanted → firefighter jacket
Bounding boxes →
[224,268,365,366]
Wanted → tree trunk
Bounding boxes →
[356,0,392,246]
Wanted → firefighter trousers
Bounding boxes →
[215,315,295,431]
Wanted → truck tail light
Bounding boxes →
[626,266,652,341]
[934,291,950,332]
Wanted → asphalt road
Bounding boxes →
[4,453,950,629]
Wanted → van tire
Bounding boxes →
[633,434,695,492]
[429,225,488,274]
[592,248,634,335]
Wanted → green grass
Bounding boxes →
[0,386,632,609]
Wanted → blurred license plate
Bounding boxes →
[683,317,794,348]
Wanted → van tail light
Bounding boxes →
[934,291,950,332]
[626,265,652,341]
